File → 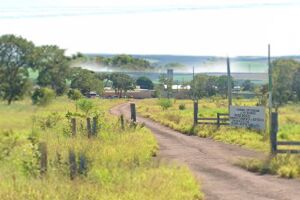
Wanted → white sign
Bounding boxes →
[230,106,265,130]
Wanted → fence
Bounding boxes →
[271,112,300,154]
[193,101,229,127]
[197,113,230,127]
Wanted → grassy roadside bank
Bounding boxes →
[137,98,300,179]
[0,97,203,200]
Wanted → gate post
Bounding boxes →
[217,113,220,128]
[71,118,76,136]
[130,103,136,122]
[193,101,198,126]
[270,112,278,154]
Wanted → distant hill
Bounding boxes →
[80,54,300,73]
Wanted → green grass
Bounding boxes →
[137,98,270,152]
[0,97,203,200]
[137,98,300,179]
[237,154,300,178]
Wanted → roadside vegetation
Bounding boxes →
[0,97,203,199]
[137,98,300,178]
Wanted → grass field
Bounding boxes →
[0,97,203,200]
[137,98,300,178]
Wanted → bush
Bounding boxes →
[67,89,82,101]
[32,88,55,106]
[76,98,95,116]
[178,103,186,110]
[158,98,173,110]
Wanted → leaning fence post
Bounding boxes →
[120,114,125,130]
[78,153,88,176]
[38,142,47,176]
[71,118,77,136]
[217,113,220,128]
[193,101,198,126]
[270,112,278,154]
[92,117,98,136]
[130,103,136,122]
[69,150,77,180]
[87,117,92,138]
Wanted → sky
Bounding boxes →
[1,0,300,56]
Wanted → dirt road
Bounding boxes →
[110,102,300,200]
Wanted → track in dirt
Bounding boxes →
[111,102,300,200]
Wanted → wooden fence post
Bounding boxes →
[270,112,278,154]
[71,118,76,136]
[130,103,136,122]
[87,117,92,138]
[193,101,198,126]
[92,117,98,136]
[217,113,220,128]
[69,150,77,180]
[78,153,88,176]
[38,142,47,176]
[120,114,125,130]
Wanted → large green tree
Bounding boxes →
[34,45,70,95]
[242,80,255,91]
[136,76,154,89]
[293,69,300,101]
[70,68,104,95]
[216,75,234,98]
[0,34,35,104]
[191,75,218,98]
[110,73,135,98]
[272,59,300,106]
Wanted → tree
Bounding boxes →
[191,74,209,99]
[191,75,218,99]
[136,76,154,89]
[67,89,82,101]
[0,34,35,104]
[95,54,153,71]
[242,80,255,91]
[216,75,234,98]
[293,69,300,100]
[34,45,70,95]
[158,74,173,98]
[206,76,218,96]
[76,98,95,117]
[31,87,55,106]
[70,68,104,95]
[272,59,300,107]
[110,73,135,98]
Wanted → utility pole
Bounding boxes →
[227,57,232,112]
[192,66,198,126]
[192,66,195,101]
[268,44,273,137]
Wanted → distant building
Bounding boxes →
[103,89,154,99]
[233,86,241,92]
[164,85,191,90]
[86,91,98,98]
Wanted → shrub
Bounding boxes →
[158,98,173,110]
[38,112,62,130]
[76,98,95,116]
[178,103,186,110]
[67,89,82,101]
[32,87,55,106]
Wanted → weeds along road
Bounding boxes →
[110,102,300,200]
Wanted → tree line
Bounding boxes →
[0,34,150,105]
[1,34,299,106]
